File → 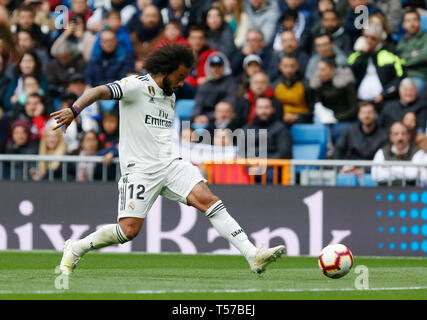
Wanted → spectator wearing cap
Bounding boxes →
[205,6,237,60]
[397,8,427,94]
[4,118,39,179]
[274,54,311,126]
[305,32,348,81]
[50,13,96,62]
[46,40,86,97]
[244,0,280,47]
[237,54,263,97]
[348,23,405,107]
[231,29,276,81]
[85,29,134,87]
[270,30,310,83]
[191,53,237,123]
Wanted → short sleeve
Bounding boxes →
[105,76,140,100]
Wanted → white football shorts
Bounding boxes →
[117,158,206,220]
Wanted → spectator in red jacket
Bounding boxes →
[234,71,282,128]
[68,0,92,27]
[185,25,216,88]
[155,20,189,48]
[13,92,49,141]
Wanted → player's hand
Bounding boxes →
[50,108,75,133]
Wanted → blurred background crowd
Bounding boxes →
[0,0,427,183]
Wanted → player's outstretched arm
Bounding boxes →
[50,85,112,132]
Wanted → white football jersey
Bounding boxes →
[106,74,179,174]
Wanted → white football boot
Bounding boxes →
[59,239,81,275]
[249,245,286,274]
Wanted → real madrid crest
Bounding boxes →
[148,86,155,103]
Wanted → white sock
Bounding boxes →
[71,224,129,256]
[205,200,257,261]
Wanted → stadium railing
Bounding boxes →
[0,154,120,182]
[0,155,425,187]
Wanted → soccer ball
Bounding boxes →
[318,244,353,279]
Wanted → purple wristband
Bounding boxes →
[72,105,81,116]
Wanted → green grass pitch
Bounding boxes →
[0,251,425,300]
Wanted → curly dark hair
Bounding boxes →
[144,44,195,76]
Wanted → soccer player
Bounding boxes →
[51,44,285,275]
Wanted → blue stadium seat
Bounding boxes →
[290,124,328,160]
[337,173,358,186]
[421,15,427,33]
[359,173,377,187]
[175,99,195,120]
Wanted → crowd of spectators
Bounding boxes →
[0,0,427,183]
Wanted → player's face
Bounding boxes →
[163,64,191,96]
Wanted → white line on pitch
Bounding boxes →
[0,286,426,295]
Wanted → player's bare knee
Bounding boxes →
[206,195,220,208]
[119,218,143,240]
[121,226,139,240]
